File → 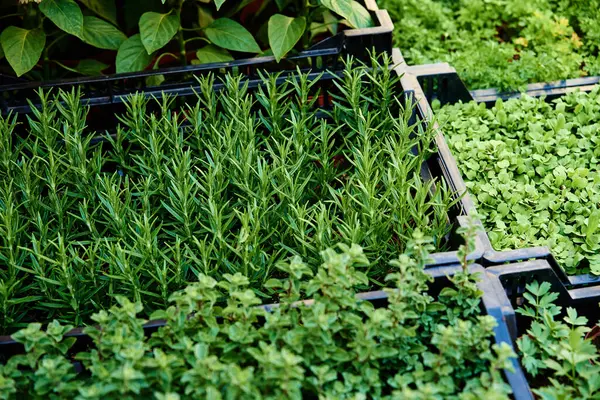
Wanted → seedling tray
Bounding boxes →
[0,263,528,399]
[0,0,392,116]
[485,259,600,398]
[392,49,600,287]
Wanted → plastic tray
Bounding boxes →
[0,0,393,116]
[0,263,529,400]
[392,48,600,287]
[485,259,600,398]
[0,61,491,350]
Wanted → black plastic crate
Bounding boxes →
[0,263,530,399]
[3,60,487,267]
[485,259,600,398]
[470,76,600,105]
[0,60,488,346]
[0,0,392,116]
[392,48,600,287]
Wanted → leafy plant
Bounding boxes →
[0,56,457,332]
[516,281,600,398]
[381,0,600,91]
[440,86,600,275]
[0,0,375,80]
[0,232,515,399]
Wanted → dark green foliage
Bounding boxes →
[440,86,600,275]
[0,57,456,331]
[517,281,600,398]
[0,234,514,399]
[381,0,600,91]
[0,0,374,79]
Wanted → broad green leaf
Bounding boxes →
[146,74,165,87]
[275,0,290,10]
[320,0,373,29]
[197,6,214,29]
[196,45,233,63]
[323,10,338,35]
[116,34,152,73]
[0,27,46,77]
[310,22,328,40]
[82,16,127,50]
[215,0,226,10]
[587,209,600,243]
[0,44,4,60]
[124,0,163,31]
[39,0,84,37]
[205,18,261,53]
[139,12,180,55]
[268,15,305,62]
[79,0,117,25]
[76,59,109,75]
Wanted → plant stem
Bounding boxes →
[0,13,23,21]
[43,47,49,80]
[176,0,187,67]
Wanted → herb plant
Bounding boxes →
[0,0,374,80]
[0,232,515,399]
[380,0,600,91]
[516,281,600,398]
[440,86,600,275]
[0,57,456,332]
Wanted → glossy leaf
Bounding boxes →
[323,10,338,35]
[116,34,152,73]
[268,15,305,62]
[196,45,234,63]
[39,0,84,37]
[197,6,214,29]
[139,12,180,55]
[76,59,109,76]
[146,74,165,87]
[0,27,46,77]
[205,18,261,53]
[79,0,117,25]
[82,16,127,50]
[215,0,226,10]
[320,0,373,29]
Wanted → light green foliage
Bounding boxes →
[440,86,600,275]
[0,235,514,399]
[0,0,375,79]
[138,11,180,55]
[115,34,153,73]
[517,281,600,398]
[0,58,455,331]
[204,18,261,53]
[268,15,307,62]
[381,0,600,91]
